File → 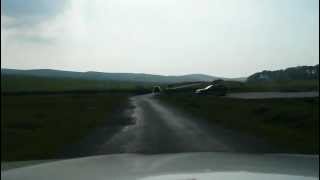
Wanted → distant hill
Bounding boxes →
[223,77,247,82]
[247,65,319,82]
[1,69,240,83]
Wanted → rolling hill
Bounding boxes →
[247,64,319,82]
[1,69,234,92]
[1,69,222,83]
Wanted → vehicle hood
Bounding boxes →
[1,152,318,180]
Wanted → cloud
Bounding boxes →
[1,0,69,43]
[1,0,319,77]
[2,15,60,44]
[1,0,68,18]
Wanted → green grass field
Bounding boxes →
[2,75,319,161]
[158,94,319,154]
[1,74,157,92]
[1,74,158,161]
[1,93,132,161]
[225,80,319,92]
[165,80,319,93]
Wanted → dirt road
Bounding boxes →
[60,94,275,158]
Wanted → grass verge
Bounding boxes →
[1,93,132,161]
[158,93,319,154]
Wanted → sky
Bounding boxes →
[1,0,319,78]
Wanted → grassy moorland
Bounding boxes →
[2,72,318,161]
[1,74,157,93]
[1,74,160,161]
[165,80,319,93]
[158,93,319,154]
[1,93,134,161]
[224,80,319,92]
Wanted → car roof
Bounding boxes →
[204,85,214,89]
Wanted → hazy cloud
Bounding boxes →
[1,0,319,77]
[1,0,67,20]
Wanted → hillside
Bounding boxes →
[1,75,157,93]
[247,64,319,82]
[1,69,226,93]
[1,69,223,84]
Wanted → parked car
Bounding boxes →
[152,86,162,95]
[195,80,227,96]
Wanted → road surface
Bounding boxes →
[60,94,275,158]
[227,91,319,99]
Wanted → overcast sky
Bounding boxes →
[1,0,319,77]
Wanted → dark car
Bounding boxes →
[152,86,162,95]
